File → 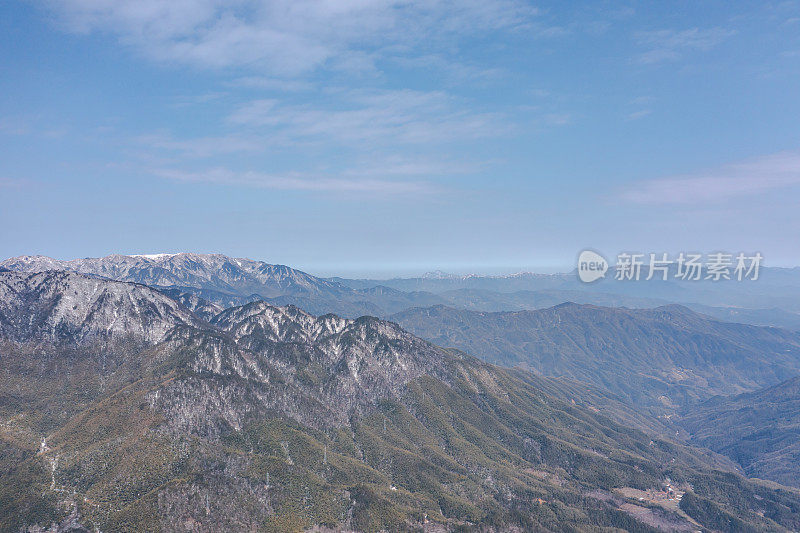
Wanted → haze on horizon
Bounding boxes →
[2,1,800,275]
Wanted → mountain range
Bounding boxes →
[6,254,800,331]
[337,265,800,325]
[4,270,800,531]
[390,304,800,416]
[0,253,445,318]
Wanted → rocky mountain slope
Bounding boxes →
[0,270,204,346]
[680,376,800,488]
[390,303,800,416]
[157,287,224,321]
[4,273,800,531]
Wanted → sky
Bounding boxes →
[2,1,800,277]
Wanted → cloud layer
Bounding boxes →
[634,27,735,64]
[48,0,536,75]
[154,167,434,193]
[227,89,508,146]
[622,151,800,204]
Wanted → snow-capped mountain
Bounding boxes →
[0,269,447,429]
[0,253,452,317]
[0,270,205,345]
[211,301,349,343]
[1,253,347,298]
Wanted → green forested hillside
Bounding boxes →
[681,376,800,488]
[391,303,800,415]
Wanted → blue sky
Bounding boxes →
[2,1,800,276]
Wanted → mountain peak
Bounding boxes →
[0,270,204,346]
[211,300,338,344]
[0,252,346,299]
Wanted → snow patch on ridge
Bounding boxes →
[128,253,179,260]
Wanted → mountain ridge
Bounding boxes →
[4,270,800,531]
[390,303,800,416]
[0,254,448,318]
[8,254,800,331]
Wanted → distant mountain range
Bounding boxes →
[6,253,800,331]
[2,252,353,300]
[337,264,800,320]
[3,270,800,531]
[0,253,434,318]
[390,303,800,416]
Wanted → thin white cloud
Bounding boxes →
[171,92,228,107]
[0,116,67,138]
[227,76,315,92]
[341,154,484,177]
[543,113,572,126]
[622,151,800,204]
[626,109,651,120]
[138,133,268,157]
[391,54,505,84]
[634,27,736,64]
[629,95,654,106]
[0,178,28,189]
[625,96,654,121]
[154,167,434,193]
[46,0,537,76]
[227,89,509,146]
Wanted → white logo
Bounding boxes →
[577,250,608,283]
